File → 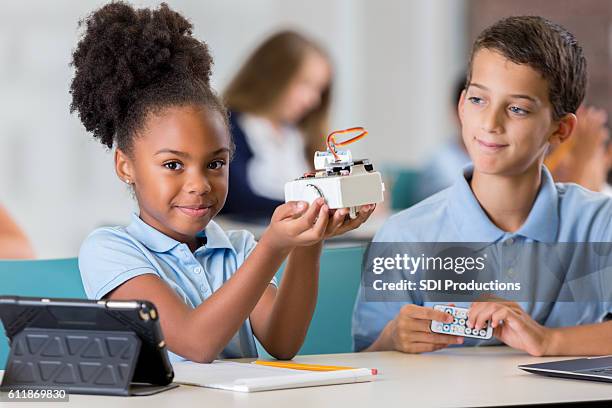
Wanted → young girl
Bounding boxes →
[221,31,332,220]
[72,2,373,363]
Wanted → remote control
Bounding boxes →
[430,304,493,340]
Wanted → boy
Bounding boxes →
[353,16,612,356]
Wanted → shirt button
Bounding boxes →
[505,238,514,246]
[193,266,203,274]
[506,268,515,278]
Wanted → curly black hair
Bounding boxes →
[70,1,226,152]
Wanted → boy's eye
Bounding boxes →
[509,106,529,116]
[468,96,484,105]
[208,160,226,170]
[164,161,183,171]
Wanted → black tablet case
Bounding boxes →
[0,297,178,396]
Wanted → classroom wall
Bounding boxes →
[0,0,467,258]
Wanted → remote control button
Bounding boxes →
[443,325,450,332]
[459,318,466,325]
[457,310,467,318]
[445,308,453,315]
[453,317,459,324]
[465,327,472,335]
[479,330,486,336]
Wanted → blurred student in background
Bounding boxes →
[0,205,34,259]
[545,106,611,196]
[221,30,333,221]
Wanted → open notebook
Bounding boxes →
[173,361,376,392]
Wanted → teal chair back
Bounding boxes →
[257,245,365,357]
[298,245,365,354]
[381,165,423,210]
[0,258,86,368]
[391,169,422,209]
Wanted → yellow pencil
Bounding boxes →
[253,360,378,375]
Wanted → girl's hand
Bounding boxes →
[322,204,376,239]
[468,301,553,356]
[260,198,330,252]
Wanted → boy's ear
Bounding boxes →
[549,113,577,146]
[115,149,134,185]
[457,89,466,124]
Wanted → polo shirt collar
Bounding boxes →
[126,213,235,253]
[514,166,559,242]
[201,219,235,252]
[448,165,559,243]
[448,165,505,242]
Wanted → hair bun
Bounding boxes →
[70,2,213,148]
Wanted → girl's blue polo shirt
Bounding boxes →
[352,165,612,352]
[79,213,276,360]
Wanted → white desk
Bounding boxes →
[1,347,611,407]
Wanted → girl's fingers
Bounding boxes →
[322,208,347,237]
[288,198,324,235]
[311,204,330,237]
[302,198,324,225]
[334,205,373,235]
[326,208,347,235]
[274,201,307,221]
[298,203,329,242]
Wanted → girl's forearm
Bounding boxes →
[258,242,323,359]
[185,236,292,361]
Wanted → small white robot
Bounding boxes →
[284,127,384,219]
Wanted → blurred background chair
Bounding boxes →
[0,258,85,368]
[380,165,424,210]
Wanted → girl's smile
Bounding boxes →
[174,204,214,218]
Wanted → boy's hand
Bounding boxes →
[468,301,553,356]
[383,304,463,353]
[322,204,376,239]
[261,198,330,252]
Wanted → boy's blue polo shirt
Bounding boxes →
[352,165,612,351]
[79,213,277,360]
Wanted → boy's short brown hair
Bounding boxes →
[467,16,586,120]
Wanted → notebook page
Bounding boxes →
[172,361,374,392]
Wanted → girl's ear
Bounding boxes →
[457,89,466,125]
[548,113,577,147]
[115,149,134,185]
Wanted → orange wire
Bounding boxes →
[326,127,368,160]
